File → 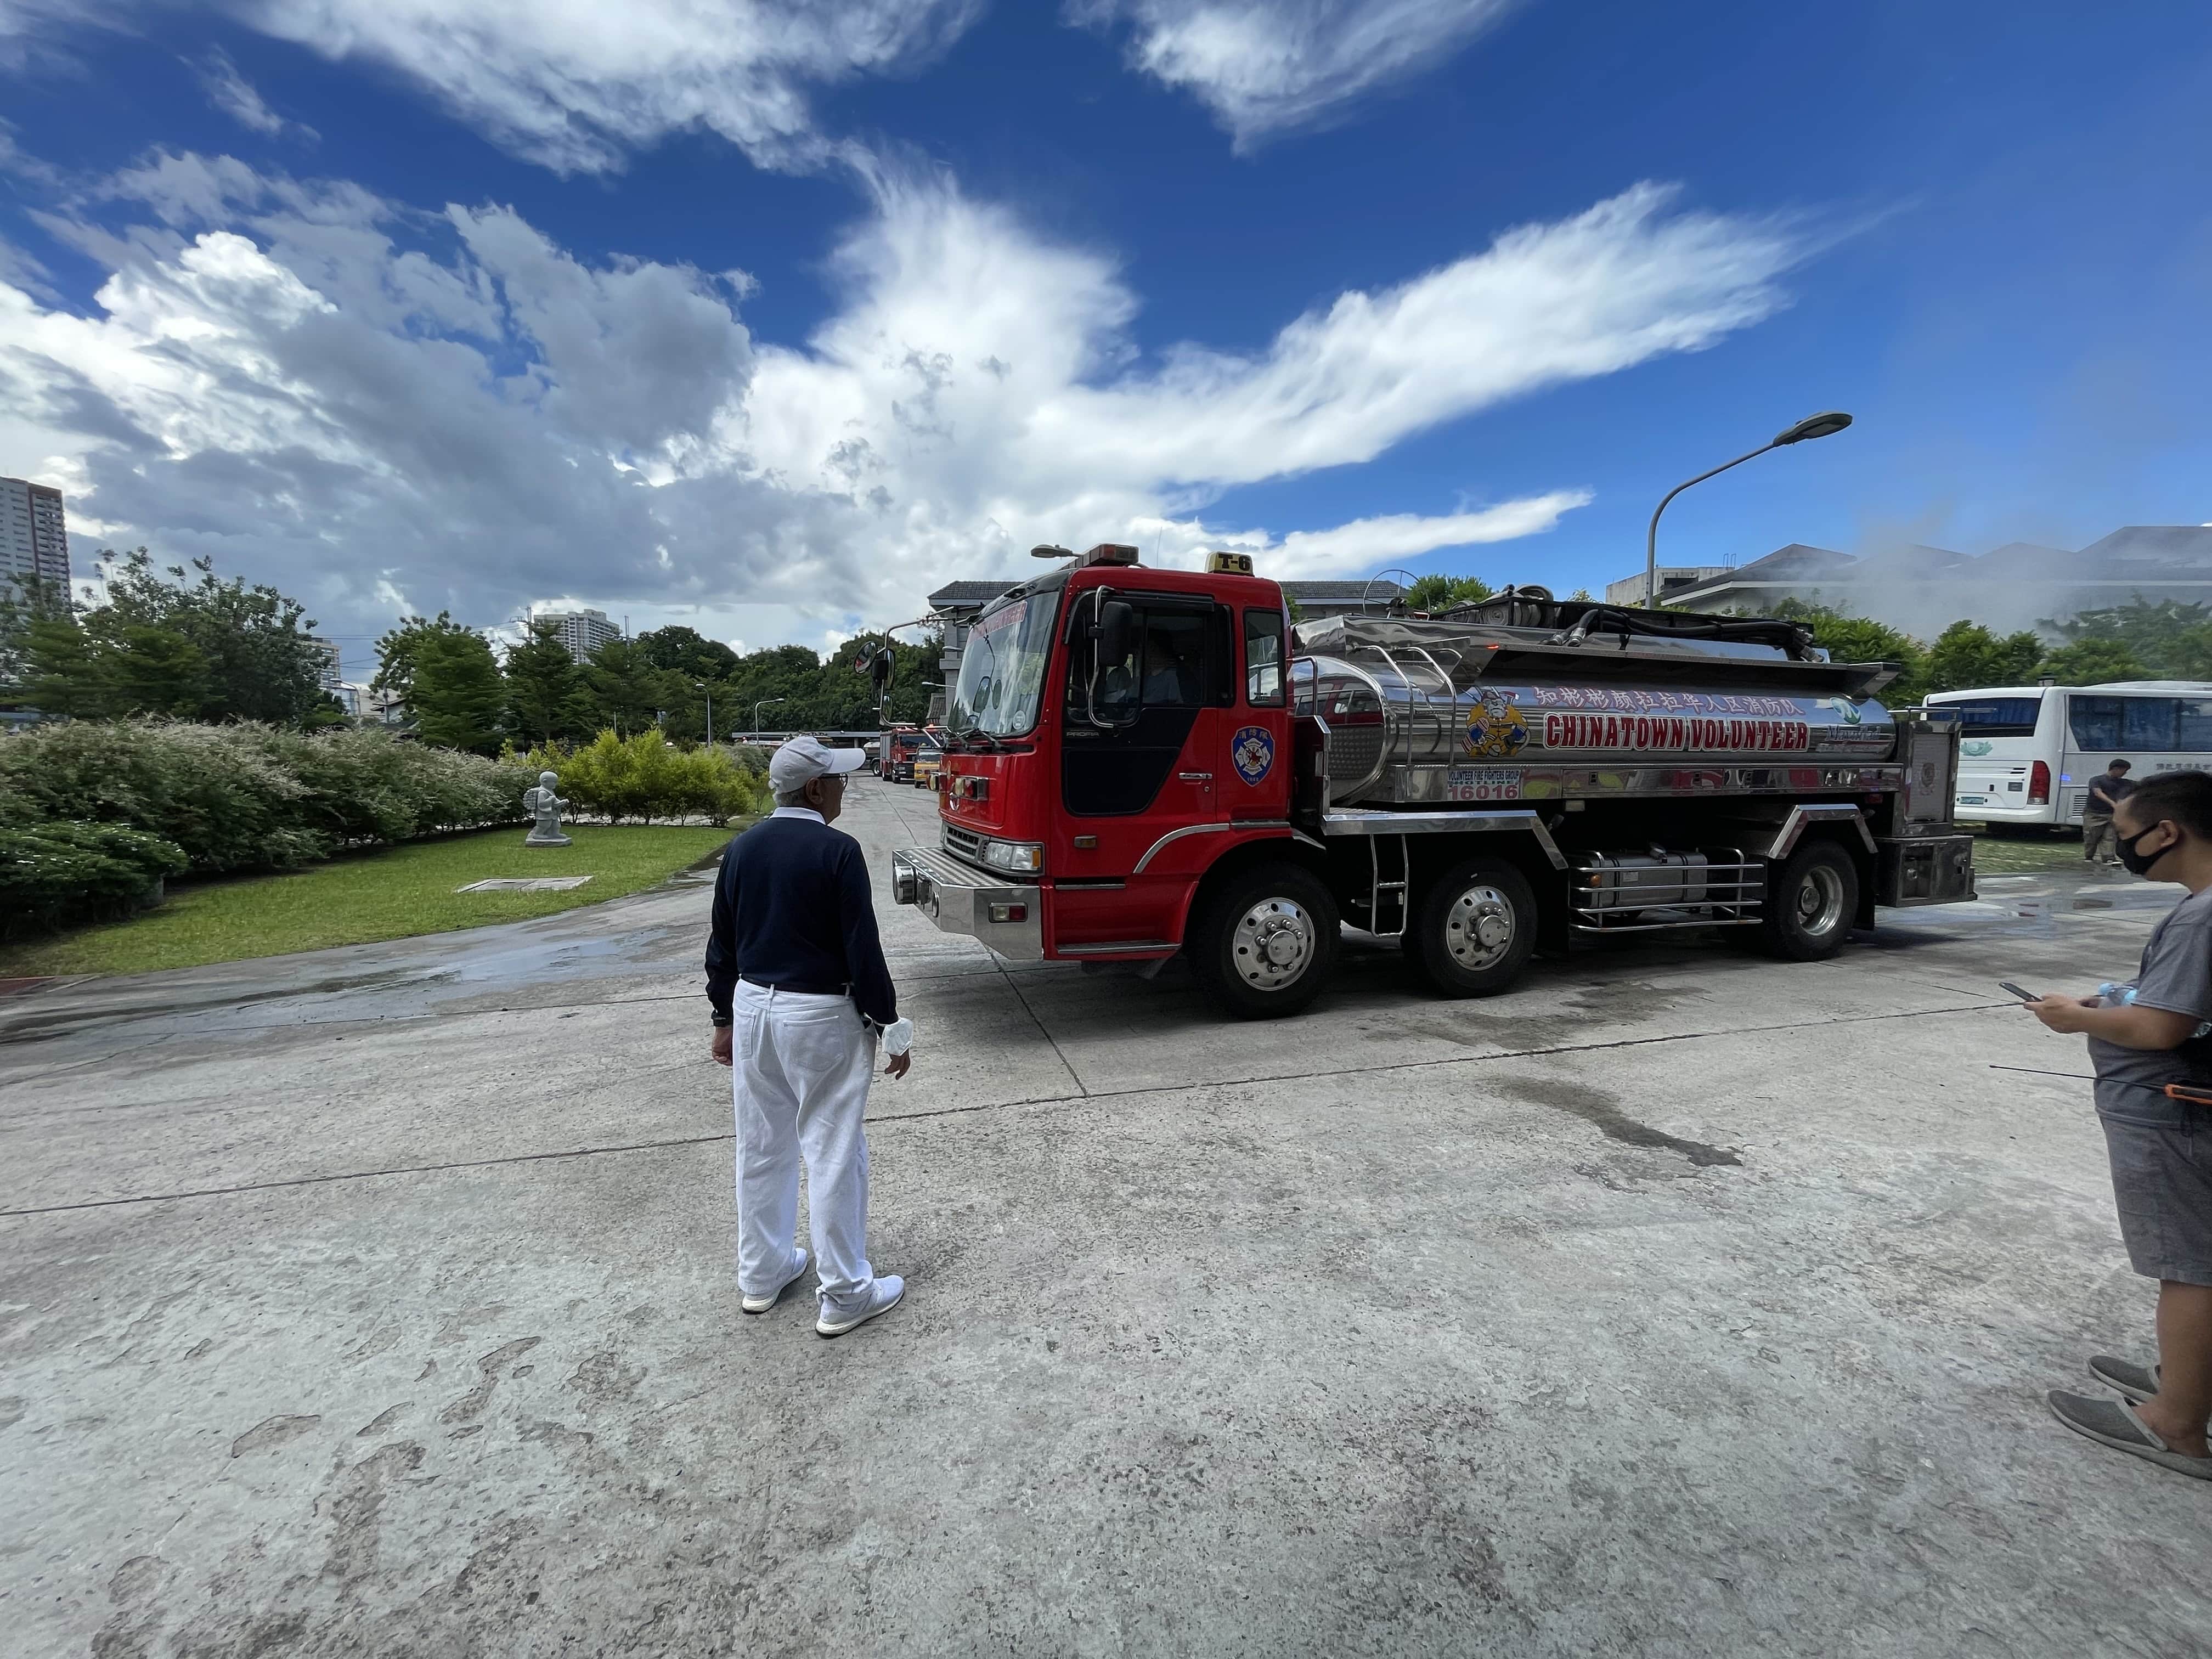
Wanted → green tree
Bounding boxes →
[0,570,74,694]
[504,621,588,743]
[105,625,212,715]
[725,643,826,732]
[1405,574,1493,613]
[410,628,506,753]
[19,614,107,718]
[1762,599,1929,704]
[582,636,667,737]
[87,549,326,724]
[636,625,739,680]
[373,612,477,702]
[2038,637,2147,686]
[2046,597,2210,676]
[1922,620,2046,693]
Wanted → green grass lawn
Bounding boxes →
[1967,826,2095,873]
[0,823,741,977]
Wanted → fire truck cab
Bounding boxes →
[892,544,1975,1019]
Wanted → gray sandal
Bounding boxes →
[2047,1390,2212,1480]
[2089,1355,2160,1404]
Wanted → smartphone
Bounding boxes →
[1998,981,2042,1002]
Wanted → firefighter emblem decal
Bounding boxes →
[1232,725,1276,785]
[1464,690,1529,758]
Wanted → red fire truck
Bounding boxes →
[891,544,1975,1018]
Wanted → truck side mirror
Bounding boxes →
[1097,600,1135,668]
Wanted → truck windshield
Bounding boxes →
[950,590,1061,738]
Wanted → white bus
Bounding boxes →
[1923,681,2212,829]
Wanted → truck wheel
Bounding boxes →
[1408,857,1538,997]
[1758,840,1858,960]
[1188,862,1340,1019]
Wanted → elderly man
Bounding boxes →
[706,735,913,1338]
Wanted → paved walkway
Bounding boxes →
[4,783,2205,1656]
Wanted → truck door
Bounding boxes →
[1229,604,1292,822]
[1057,596,1230,945]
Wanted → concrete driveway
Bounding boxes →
[4,782,2205,1657]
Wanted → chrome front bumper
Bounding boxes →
[890,847,1044,961]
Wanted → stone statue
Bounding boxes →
[522,771,572,847]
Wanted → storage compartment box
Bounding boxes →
[1876,834,1975,906]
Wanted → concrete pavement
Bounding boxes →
[3,782,2207,1657]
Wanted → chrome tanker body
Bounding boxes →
[1283,593,1973,975]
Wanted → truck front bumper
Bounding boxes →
[890,847,1045,961]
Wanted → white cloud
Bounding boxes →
[0,151,1809,650]
[1071,0,1517,148]
[196,48,317,141]
[223,0,988,173]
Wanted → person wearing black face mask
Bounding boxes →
[2026,770,2212,1479]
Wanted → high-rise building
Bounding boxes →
[307,635,344,693]
[1,476,71,601]
[535,607,622,662]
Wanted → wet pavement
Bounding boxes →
[4,786,2207,1657]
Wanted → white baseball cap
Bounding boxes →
[769,734,868,794]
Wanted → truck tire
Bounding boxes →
[1407,856,1538,997]
[1758,839,1858,960]
[1187,861,1340,1019]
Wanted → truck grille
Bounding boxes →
[942,823,985,862]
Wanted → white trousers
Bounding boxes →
[731,980,879,1314]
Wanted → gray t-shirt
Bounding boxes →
[2089,886,2212,1127]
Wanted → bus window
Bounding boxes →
[1945,696,2042,737]
[2124,698,2179,749]
[2069,696,2123,749]
[2069,695,2212,752]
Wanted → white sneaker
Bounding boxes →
[741,1250,810,1314]
[816,1275,905,1339]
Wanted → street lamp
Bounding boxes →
[752,696,785,737]
[1643,411,1853,607]
[689,679,714,747]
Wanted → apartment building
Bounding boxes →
[535,607,622,661]
[1,476,70,599]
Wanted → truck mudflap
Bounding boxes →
[890,847,1045,961]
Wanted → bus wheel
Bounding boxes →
[1758,840,1858,961]
[1188,862,1340,1019]
[1409,857,1538,997]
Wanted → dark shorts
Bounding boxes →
[2103,1115,2212,1284]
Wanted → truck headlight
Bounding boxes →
[980,838,1044,874]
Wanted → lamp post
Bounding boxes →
[752,696,784,738]
[690,679,713,747]
[1643,411,1853,607]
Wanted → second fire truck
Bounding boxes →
[891,543,1975,1018]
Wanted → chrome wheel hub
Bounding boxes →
[1444,884,1515,971]
[1795,865,1846,935]
[1232,898,1316,990]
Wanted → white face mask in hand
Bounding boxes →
[879,1017,913,1057]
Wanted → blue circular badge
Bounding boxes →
[1232,725,1276,785]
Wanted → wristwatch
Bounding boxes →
[710,1012,732,1028]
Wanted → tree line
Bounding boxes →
[372,616,940,754]
[1754,597,2194,705]
[0,551,340,726]
[0,549,940,751]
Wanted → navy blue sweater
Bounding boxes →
[704,811,898,1027]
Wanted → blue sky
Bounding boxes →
[1,2,2207,672]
